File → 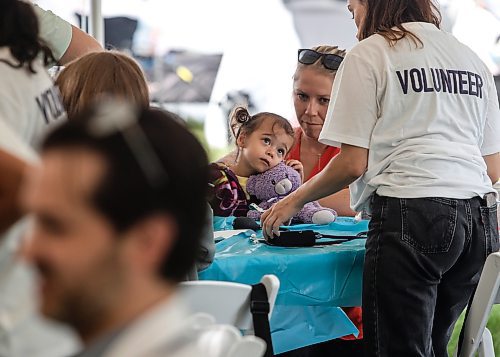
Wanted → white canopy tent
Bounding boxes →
[90,0,104,46]
[36,0,500,149]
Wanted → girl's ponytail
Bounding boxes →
[229,106,251,141]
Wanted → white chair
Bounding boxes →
[455,252,500,357]
[197,324,266,357]
[179,274,280,333]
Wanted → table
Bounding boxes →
[199,217,369,353]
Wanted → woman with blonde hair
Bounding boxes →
[281,45,363,357]
[289,45,354,217]
[55,51,150,118]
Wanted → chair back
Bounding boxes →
[197,325,266,357]
[180,274,279,332]
[457,252,500,357]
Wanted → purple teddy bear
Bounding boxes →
[246,162,337,225]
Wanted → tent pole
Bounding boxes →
[90,0,104,47]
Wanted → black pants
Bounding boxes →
[363,194,499,357]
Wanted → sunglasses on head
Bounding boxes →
[298,49,344,71]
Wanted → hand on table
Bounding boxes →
[261,193,303,240]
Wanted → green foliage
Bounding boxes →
[185,118,232,162]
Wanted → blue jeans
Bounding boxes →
[363,194,499,357]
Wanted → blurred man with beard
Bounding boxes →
[21,102,210,356]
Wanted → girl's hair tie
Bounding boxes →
[235,109,251,124]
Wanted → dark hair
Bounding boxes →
[42,106,209,282]
[0,0,55,72]
[229,106,294,144]
[359,0,441,46]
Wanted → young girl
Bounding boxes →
[208,106,299,217]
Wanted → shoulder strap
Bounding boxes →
[250,283,274,357]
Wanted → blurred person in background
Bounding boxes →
[22,103,211,356]
[55,51,150,118]
[0,0,65,150]
[33,2,102,65]
[0,1,82,356]
[54,50,214,279]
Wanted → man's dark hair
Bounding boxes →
[0,0,55,72]
[42,105,209,282]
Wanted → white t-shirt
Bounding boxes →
[0,47,66,149]
[0,48,73,357]
[79,295,223,357]
[32,3,73,62]
[0,120,37,163]
[319,22,500,212]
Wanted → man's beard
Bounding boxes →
[36,249,125,338]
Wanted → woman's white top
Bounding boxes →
[320,22,500,212]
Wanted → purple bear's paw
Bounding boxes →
[311,210,337,225]
[296,202,337,224]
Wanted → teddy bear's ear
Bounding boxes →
[284,163,298,176]
[285,163,302,186]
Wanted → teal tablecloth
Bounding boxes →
[199,217,368,353]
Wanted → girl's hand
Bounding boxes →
[286,159,304,183]
[261,193,303,240]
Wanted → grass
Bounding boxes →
[447,305,500,356]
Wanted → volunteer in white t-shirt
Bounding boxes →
[0,2,81,356]
[0,0,66,229]
[0,0,66,231]
[0,47,65,148]
[0,3,69,150]
[33,3,103,65]
[262,0,500,355]
[0,1,101,231]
